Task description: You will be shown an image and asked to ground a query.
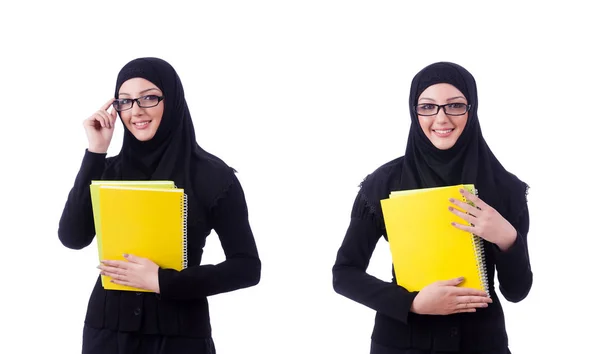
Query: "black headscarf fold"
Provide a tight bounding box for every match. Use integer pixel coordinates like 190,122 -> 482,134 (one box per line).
397,62 -> 528,223
103,57 -> 234,224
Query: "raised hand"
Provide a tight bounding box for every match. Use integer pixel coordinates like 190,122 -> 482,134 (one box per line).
449,188 -> 517,251
98,254 -> 161,293
83,98 -> 118,154
410,277 -> 492,315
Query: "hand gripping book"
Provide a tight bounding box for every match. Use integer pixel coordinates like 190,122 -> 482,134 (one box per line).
380,184 -> 489,295
90,181 -> 187,291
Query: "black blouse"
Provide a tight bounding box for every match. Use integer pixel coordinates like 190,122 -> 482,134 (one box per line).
58,149 -> 261,338
332,157 -> 532,352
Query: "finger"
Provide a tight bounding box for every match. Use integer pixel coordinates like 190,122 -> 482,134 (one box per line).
123,253 -> 143,263
102,97 -> 116,111
452,287 -> 489,297
457,301 -> 489,309
98,265 -> 125,277
457,295 -> 493,304
460,188 -> 488,210
84,114 -> 102,129
452,308 -> 477,314
448,198 -> 480,217
101,260 -> 128,268
86,113 -> 106,129
96,110 -> 112,129
451,221 -> 476,234
448,206 -> 477,225
437,276 -> 465,286
109,105 -> 118,121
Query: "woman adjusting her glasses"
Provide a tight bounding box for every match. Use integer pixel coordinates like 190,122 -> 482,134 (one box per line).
58,57 -> 261,354
332,62 -> 532,354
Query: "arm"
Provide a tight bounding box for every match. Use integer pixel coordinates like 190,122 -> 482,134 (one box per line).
57,149 -> 107,250
494,203 -> 533,302
158,175 -> 261,300
332,193 -> 418,324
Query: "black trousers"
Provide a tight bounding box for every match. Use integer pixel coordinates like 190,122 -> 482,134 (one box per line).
370,341 -> 511,354
82,325 -> 216,354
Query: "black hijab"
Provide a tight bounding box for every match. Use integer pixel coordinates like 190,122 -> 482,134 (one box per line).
395,62 -> 528,223
103,57 -> 235,225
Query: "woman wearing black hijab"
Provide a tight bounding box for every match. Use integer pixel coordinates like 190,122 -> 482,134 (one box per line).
58,57 -> 261,354
332,62 -> 532,354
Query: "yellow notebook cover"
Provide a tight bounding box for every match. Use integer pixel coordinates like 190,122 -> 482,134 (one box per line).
97,185 -> 187,292
90,180 -> 175,289
380,184 -> 489,294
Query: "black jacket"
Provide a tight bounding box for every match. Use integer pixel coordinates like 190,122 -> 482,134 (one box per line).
58,150 -> 261,338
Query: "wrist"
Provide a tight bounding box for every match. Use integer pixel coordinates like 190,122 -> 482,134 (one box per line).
88,146 -> 108,154
409,292 -> 421,313
497,229 -> 517,252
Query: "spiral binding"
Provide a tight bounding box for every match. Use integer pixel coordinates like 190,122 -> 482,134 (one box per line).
181,193 -> 188,269
466,186 -> 489,296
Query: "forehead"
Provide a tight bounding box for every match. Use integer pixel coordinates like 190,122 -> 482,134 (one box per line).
118,77 -> 161,95
418,83 -> 465,100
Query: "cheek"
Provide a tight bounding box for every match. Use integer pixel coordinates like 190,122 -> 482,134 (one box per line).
457,116 -> 468,131
152,106 -> 164,124
119,112 -> 132,123
417,117 -> 431,134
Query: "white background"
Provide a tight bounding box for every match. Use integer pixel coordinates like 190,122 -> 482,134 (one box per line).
1,1 -> 598,353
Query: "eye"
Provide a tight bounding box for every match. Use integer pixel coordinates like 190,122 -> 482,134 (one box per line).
447,103 -> 465,109
118,99 -> 131,105
141,95 -> 157,101
419,104 -> 436,110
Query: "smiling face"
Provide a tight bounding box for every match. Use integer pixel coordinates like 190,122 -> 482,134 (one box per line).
116,78 -> 164,141
416,83 -> 469,150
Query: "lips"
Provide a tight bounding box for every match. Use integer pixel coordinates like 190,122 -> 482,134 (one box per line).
132,121 -> 151,129
432,128 -> 454,137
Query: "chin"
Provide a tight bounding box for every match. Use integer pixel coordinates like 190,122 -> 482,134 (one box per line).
432,140 -> 456,150
134,134 -> 156,142
126,128 -> 157,142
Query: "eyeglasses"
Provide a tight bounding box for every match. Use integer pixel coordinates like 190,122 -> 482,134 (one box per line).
414,103 -> 471,116
112,95 -> 165,112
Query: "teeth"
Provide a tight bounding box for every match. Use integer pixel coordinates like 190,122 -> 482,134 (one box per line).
134,121 -> 149,126
435,129 -> 452,134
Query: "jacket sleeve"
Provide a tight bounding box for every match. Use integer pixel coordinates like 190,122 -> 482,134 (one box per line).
494,203 -> 533,302
158,174 -> 261,300
332,192 -> 418,324
57,149 -> 107,250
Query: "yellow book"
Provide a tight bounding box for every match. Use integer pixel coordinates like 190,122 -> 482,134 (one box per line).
96,185 -> 187,292
380,184 -> 489,294
90,180 -> 175,289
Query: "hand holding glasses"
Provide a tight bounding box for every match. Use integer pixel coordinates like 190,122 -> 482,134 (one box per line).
83,98 -> 118,154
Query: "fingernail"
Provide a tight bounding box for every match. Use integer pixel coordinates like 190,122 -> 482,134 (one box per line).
448,206 -> 454,211
449,198 -> 455,202
123,253 -> 129,257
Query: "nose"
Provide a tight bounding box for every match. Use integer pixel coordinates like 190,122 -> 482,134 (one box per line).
434,109 -> 450,124
131,100 -> 144,116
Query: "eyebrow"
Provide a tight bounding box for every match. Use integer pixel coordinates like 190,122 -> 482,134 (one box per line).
418,96 -> 467,103
446,96 -> 467,102
118,88 -> 161,97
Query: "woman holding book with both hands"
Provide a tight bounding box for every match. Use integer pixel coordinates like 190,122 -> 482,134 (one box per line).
332,62 -> 532,354
58,57 -> 261,354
